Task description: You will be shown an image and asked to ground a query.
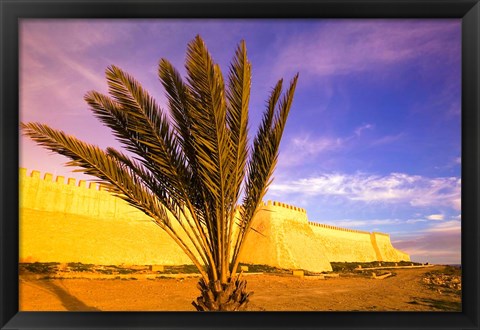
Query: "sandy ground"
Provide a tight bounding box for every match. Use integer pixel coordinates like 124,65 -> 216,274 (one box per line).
19,266 -> 461,311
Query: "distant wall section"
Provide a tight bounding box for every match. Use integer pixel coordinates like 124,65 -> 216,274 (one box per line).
309,223 -> 378,262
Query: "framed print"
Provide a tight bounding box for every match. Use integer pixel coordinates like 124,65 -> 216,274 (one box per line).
1,0 -> 479,329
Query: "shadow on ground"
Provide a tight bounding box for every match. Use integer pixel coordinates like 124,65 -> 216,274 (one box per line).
407,297 -> 461,311
39,280 -> 100,311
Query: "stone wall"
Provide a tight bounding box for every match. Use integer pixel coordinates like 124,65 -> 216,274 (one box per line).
19,168 -> 192,265
371,232 -> 410,262
309,223 -> 378,262
240,201 -> 333,272
19,168 -> 409,271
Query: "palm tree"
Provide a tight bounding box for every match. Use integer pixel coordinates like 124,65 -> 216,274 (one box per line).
21,35 -> 298,311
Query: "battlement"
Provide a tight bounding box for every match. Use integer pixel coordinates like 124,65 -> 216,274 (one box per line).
262,200 -> 307,214
308,221 -> 372,235
372,231 -> 390,237
20,167 -> 108,191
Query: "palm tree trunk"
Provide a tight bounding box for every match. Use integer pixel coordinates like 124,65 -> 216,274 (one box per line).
192,273 -> 252,311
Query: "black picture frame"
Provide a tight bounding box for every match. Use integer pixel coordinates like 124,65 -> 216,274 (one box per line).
1,0 -> 478,329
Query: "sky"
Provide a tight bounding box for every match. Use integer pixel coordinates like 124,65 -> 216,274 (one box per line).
19,19 -> 461,264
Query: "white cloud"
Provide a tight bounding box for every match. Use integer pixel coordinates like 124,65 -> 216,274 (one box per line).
406,219 -> 427,224
354,123 -> 374,136
278,134 -> 343,167
426,214 -> 444,221
269,172 -> 461,211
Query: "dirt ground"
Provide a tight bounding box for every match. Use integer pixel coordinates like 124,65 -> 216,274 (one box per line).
19,265 -> 461,311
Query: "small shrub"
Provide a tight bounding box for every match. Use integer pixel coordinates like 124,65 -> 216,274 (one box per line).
68,262 -> 94,272
21,262 -> 59,274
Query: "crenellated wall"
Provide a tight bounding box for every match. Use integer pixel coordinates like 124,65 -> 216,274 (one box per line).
19,168 -> 409,270
309,222 -> 378,262
19,168 -> 193,265
240,201 -> 333,272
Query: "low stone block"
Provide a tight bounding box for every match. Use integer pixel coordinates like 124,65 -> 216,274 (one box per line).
58,263 -> 69,271
149,265 -> 164,272
304,275 -> 325,280
292,270 -> 304,278
372,272 -> 392,280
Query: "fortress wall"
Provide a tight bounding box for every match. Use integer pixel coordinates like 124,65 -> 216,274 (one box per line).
19,168 -> 193,265
309,222 -> 378,262
19,168 -> 409,268
20,168 -> 149,220
20,208 -> 193,265
394,248 -> 410,262
239,204 -> 333,272
260,200 -> 308,223
371,232 -> 410,262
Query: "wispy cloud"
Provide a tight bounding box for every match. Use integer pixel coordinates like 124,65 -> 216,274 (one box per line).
423,220 -> 461,233
405,219 -> 427,224
269,172 -> 461,211
20,21 -> 119,122
426,214 -> 445,221
278,134 -> 343,167
272,20 -> 460,81
354,124 -> 374,136
393,218 -> 461,264
278,123 -> 406,170
426,214 -> 444,221
370,133 -> 405,146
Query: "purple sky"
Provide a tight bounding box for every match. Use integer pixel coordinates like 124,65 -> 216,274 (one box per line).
19,19 -> 461,264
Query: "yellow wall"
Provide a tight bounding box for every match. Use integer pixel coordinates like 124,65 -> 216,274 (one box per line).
371,232 -> 410,262
240,202 -> 333,272
19,168 -> 192,265
19,168 -> 409,270
309,223 -> 378,262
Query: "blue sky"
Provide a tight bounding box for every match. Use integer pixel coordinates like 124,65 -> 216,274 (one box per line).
20,19 -> 461,264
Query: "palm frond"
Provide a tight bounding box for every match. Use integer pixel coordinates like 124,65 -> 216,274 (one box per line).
225,40 -> 251,265
226,40 -> 251,202
157,59 -> 206,212
105,65 -> 189,187
84,77 -> 189,208
185,36 -> 235,274
184,36 -> 231,204
231,74 -> 299,272
22,122 -> 165,221
239,78 -> 284,227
